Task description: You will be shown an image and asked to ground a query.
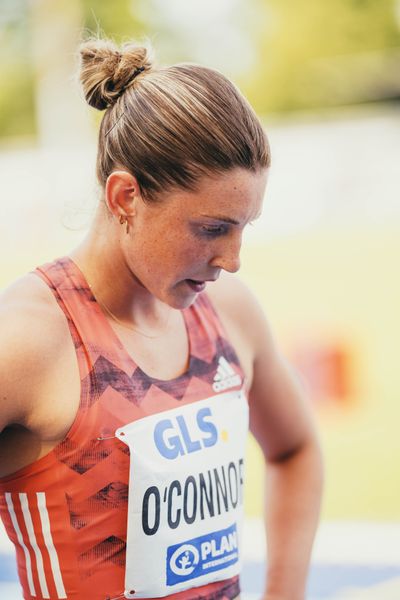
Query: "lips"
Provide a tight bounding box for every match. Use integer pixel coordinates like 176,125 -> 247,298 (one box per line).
186,279 -> 206,292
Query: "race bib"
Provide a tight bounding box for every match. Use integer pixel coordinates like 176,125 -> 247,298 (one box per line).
116,388 -> 248,598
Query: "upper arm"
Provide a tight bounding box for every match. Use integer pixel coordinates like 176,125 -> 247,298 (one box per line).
0,320 -> 26,431
208,274 -> 318,462
248,303 -> 317,461
0,274 -> 65,433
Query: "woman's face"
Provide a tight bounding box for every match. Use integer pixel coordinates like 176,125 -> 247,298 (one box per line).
124,167 -> 269,309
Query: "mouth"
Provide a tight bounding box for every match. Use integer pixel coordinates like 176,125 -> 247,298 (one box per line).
185,279 -> 206,292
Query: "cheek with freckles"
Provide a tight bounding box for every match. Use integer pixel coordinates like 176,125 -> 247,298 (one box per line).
131,230 -> 198,283
165,241 -> 208,281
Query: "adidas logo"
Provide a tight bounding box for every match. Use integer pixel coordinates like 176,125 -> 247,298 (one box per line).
212,356 -> 241,392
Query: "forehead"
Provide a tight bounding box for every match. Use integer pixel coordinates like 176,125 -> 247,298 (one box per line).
161,168 -> 268,222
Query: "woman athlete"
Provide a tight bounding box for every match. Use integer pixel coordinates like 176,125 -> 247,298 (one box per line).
0,39 -> 323,600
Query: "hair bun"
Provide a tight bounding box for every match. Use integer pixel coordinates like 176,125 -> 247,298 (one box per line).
79,39 -> 153,110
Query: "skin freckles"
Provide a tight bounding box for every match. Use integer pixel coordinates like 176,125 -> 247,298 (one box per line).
70,167 -> 269,329
120,167 -> 269,309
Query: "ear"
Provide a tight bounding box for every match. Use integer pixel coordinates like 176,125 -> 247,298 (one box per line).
105,170 -> 142,218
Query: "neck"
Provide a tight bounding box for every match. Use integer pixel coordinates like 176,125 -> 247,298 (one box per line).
69,217 -> 171,329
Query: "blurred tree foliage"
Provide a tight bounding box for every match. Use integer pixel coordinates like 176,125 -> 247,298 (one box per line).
0,0 -> 147,141
80,0 -> 147,43
244,0 -> 400,113
0,0 -> 399,139
0,0 -> 36,139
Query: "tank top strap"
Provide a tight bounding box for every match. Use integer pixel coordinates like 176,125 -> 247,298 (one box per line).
34,256 -> 245,397
185,291 -> 245,380
33,256 -> 135,379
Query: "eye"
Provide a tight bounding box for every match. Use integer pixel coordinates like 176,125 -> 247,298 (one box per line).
200,225 -> 228,237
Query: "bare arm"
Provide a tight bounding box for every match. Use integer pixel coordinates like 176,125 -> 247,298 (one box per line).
0,281 -> 37,433
209,276 -> 324,600
247,293 -> 323,600
0,274 -> 68,434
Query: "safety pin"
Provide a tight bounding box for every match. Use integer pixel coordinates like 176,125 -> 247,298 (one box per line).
97,434 -> 116,441
109,590 -> 135,599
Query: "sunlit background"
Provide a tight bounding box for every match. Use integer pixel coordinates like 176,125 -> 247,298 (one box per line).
1,0 -> 400,598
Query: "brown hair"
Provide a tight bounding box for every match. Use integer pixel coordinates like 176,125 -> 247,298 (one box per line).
79,38 -> 270,200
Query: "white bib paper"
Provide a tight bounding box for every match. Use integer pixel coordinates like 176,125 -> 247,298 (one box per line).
116,389 -> 249,598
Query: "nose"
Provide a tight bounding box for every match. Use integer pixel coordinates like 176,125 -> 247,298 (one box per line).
209,238 -> 241,274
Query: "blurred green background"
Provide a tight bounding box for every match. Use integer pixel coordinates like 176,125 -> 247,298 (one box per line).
1,0 -> 400,137
1,0 -> 399,522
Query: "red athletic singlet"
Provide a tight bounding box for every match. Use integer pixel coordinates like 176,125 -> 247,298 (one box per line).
0,257 -> 247,600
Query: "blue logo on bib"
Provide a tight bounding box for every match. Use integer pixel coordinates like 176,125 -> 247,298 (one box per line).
154,407 -> 218,460
166,524 -> 238,586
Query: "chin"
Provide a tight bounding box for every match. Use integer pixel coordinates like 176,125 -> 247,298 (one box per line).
169,295 -> 196,311
164,288 -> 198,310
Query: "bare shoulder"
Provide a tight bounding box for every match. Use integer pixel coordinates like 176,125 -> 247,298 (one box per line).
0,271 -> 66,340
206,272 -> 272,353
208,274 -> 318,461
0,272 -> 69,431
206,273 -> 271,386
206,271 -> 258,314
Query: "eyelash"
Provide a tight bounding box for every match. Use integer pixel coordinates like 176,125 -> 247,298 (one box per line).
200,225 -> 228,237
199,221 -> 256,238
